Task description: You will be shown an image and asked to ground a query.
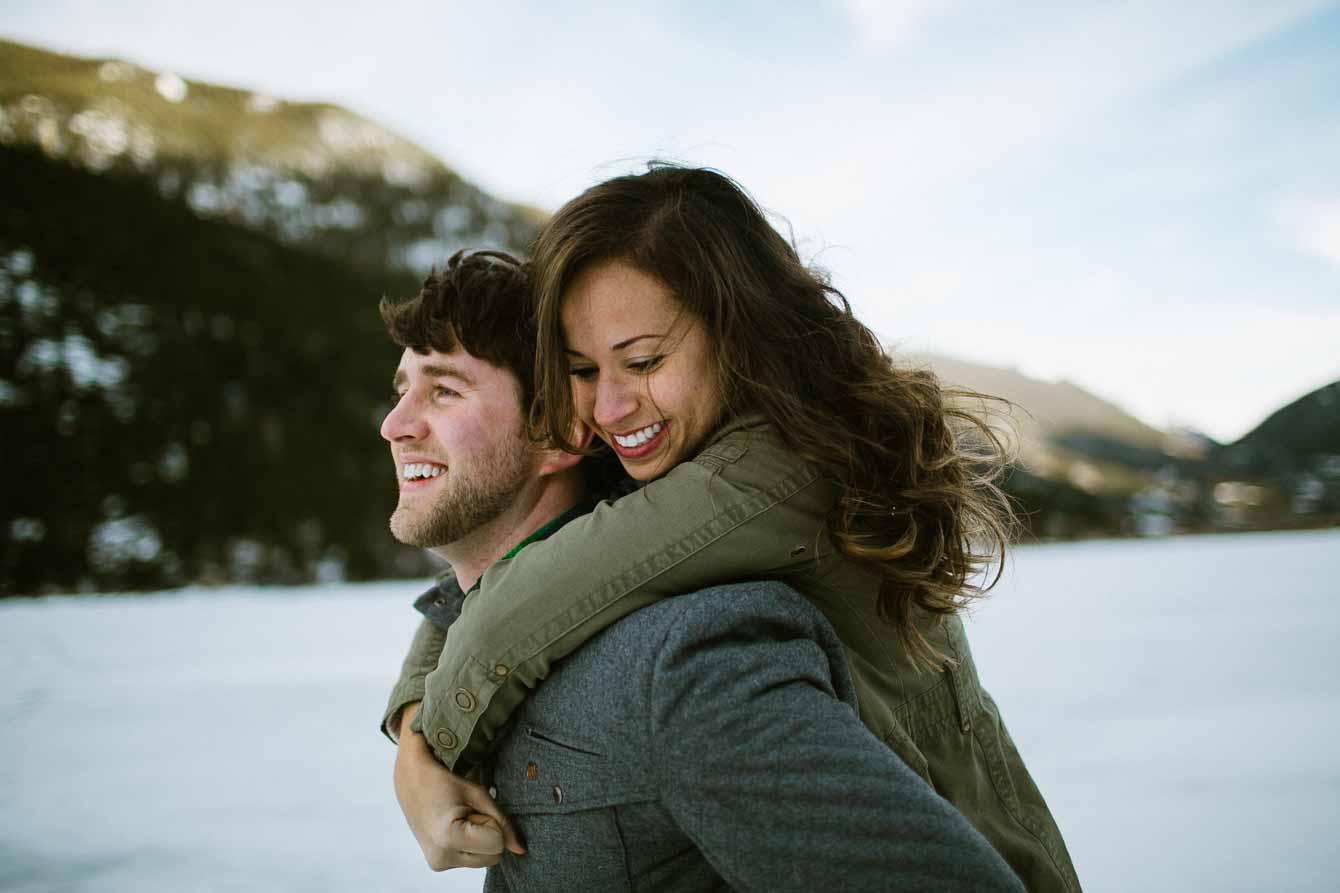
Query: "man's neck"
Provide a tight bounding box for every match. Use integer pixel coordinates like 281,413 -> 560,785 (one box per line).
434,476 -> 585,591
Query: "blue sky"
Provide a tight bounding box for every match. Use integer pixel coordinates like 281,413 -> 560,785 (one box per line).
5,0 -> 1338,441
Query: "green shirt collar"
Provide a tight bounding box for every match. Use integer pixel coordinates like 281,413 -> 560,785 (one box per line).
501,501 -> 590,560
463,500 -> 592,594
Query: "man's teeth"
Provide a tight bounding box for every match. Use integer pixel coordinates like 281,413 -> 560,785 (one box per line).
402,463 -> 444,480
614,422 -> 664,448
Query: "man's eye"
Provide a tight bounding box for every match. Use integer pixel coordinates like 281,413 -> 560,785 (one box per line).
628,356 -> 664,373
433,386 -> 460,399
569,366 -> 597,381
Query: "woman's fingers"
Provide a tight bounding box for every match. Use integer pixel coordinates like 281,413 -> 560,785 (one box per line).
449,813 -> 506,856
448,849 -> 506,870
463,786 -> 526,855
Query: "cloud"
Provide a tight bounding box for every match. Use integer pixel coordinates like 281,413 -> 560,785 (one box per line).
839,0 -> 948,50
1276,196 -> 1340,267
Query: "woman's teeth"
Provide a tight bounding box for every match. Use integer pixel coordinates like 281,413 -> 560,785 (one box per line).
614,422 -> 664,448
403,463 -> 444,480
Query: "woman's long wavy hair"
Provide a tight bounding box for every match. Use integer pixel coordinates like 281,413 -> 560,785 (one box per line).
530,163 -> 1017,664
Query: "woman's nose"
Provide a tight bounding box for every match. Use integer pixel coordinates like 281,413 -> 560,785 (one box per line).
593,374 -> 638,430
380,393 -> 427,443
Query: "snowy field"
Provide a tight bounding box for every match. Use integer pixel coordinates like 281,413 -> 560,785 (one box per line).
2,528 -> 1337,892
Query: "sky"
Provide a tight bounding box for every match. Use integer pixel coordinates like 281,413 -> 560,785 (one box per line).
5,0 -> 1339,442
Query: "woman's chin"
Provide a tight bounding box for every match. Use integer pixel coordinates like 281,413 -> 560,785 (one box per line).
619,458 -> 663,482
617,449 -> 678,483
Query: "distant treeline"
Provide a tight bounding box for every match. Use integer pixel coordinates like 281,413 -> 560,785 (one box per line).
2,145 -> 431,593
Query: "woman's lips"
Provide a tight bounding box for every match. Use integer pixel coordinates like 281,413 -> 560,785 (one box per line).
608,422 -> 669,459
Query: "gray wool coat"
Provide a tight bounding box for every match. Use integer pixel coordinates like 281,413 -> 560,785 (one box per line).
451,581 -> 1025,892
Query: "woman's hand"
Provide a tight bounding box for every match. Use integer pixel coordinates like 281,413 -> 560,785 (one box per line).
394,702 -> 525,870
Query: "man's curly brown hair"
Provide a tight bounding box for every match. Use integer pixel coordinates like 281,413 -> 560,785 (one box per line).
379,249 -> 537,408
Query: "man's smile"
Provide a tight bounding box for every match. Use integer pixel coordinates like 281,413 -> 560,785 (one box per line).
397,458 -> 448,491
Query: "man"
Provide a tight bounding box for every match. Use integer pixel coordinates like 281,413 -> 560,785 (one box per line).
376,250 -> 1023,891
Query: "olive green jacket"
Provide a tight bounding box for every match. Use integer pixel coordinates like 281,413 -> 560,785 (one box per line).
385,415 -> 1081,892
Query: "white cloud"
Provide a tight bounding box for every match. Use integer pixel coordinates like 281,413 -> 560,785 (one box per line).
840,0 -> 947,50
1276,196 -> 1340,267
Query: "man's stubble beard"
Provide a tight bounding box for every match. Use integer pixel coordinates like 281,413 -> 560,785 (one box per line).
388,435 -> 534,549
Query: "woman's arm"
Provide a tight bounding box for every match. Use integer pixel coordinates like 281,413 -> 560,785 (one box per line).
382,617 -> 447,743
421,418 -> 838,771
394,702 -> 525,871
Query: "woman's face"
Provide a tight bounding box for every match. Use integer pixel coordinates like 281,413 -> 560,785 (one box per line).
561,259 -> 724,482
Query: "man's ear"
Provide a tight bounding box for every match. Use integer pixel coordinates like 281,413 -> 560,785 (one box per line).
536,446 -> 581,478
536,419 -> 594,478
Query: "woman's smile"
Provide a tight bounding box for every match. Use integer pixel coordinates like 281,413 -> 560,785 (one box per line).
608,420 -> 669,458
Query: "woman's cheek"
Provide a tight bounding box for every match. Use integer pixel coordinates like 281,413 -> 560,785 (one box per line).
570,380 -> 595,426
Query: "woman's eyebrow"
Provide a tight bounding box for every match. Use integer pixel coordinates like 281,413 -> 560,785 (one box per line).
611,333 -> 666,350
564,333 -> 667,357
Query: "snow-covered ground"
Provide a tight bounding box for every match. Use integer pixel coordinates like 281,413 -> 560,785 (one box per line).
2,529 -> 1337,892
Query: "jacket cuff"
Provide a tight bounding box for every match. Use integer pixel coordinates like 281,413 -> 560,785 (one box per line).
381,683 -> 426,745
381,614 -> 450,744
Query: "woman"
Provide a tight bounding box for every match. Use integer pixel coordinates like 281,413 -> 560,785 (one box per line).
419,164 -> 1080,892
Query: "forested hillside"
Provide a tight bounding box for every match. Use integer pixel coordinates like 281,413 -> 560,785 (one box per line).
1,39 -> 541,593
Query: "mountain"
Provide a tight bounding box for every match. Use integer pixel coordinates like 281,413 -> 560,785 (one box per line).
1219,379 -> 1340,476
0,38 -> 544,274
1209,379 -> 1340,520
919,352 -> 1340,533
0,39 -> 542,594
912,354 -> 1215,537
915,353 -> 1177,485
918,353 -> 1167,452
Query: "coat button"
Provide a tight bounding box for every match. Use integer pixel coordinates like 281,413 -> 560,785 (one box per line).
435,729 -> 458,750
960,718 -> 972,734
552,785 -> 563,804
494,663 -> 510,678
454,689 -> 476,711
488,786 -> 498,799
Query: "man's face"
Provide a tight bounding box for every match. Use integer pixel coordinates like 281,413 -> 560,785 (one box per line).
380,346 -> 535,548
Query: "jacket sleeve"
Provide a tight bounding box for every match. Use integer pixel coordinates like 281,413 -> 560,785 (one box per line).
419,420 -> 838,771
649,584 -> 1024,893
380,617 -> 447,744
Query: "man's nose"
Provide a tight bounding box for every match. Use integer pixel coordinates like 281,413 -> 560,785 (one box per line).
593,374 -> 638,430
380,394 -> 427,443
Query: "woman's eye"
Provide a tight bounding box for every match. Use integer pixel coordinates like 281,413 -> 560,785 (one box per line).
628,356 -> 664,373
569,366 -> 597,381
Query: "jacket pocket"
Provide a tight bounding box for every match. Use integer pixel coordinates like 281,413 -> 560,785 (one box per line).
488,725 -> 653,893
493,723 -> 655,815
